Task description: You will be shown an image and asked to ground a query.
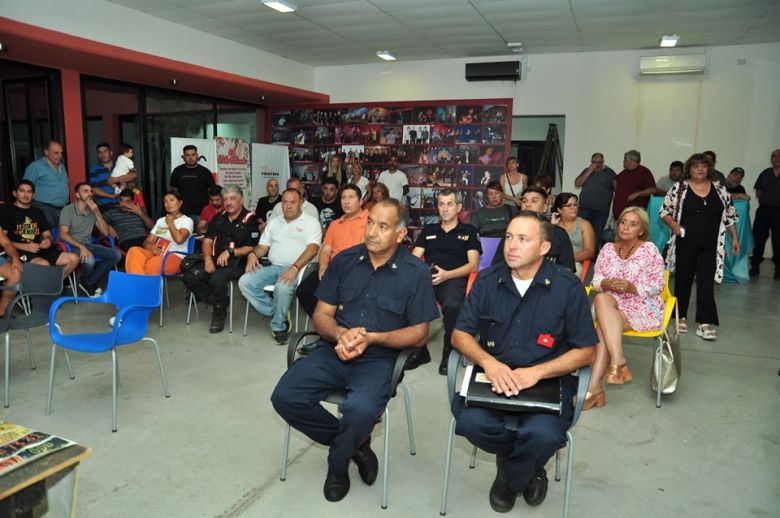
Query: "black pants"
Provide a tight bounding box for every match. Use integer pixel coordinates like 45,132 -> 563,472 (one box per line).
434,277 -> 467,354
183,258 -> 243,309
751,205 -> 780,267
675,238 -> 718,325
296,269 -> 319,318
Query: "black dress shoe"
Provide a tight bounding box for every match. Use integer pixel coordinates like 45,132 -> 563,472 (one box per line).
405,345 -> 431,370
323,469 -> 350,502
522,468 -> 548,507
489,455 -> 516,513
749,266 -> 760,277
352,440 -> 378,485
209,308 -> 227,333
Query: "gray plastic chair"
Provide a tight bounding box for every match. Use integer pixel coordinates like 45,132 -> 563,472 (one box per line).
439,350 -> 591,518
279,331 -> 416,509
3,263 -> 72,408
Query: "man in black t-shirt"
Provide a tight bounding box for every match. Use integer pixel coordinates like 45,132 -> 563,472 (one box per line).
725,167 -> 750,201
169,145 -> 215,222
413,189 -> 481,374
1,180 -> 79,277
312,176 -> 344,230
254,178 -> 281,234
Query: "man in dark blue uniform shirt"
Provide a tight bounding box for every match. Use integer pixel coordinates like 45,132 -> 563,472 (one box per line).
413,189 -> 481,375
452,211 -> 597,513
271,199 -> 438,503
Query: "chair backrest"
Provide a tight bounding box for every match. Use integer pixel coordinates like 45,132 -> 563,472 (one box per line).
478,237 -> 502,270
185,235 -> 198,254
660,270 -> 678,330
103,271 -> 162,344
6,263 -> 64,331
579,259 -> 591,282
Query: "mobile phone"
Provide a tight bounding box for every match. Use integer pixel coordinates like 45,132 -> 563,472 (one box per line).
430,263 -> 437,273
260,257 -> 271,267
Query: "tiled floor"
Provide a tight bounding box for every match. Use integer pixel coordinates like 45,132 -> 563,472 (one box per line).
1,271 -> 778,517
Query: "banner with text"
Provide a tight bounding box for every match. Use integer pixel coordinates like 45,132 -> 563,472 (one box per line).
250,143 -> 290,211
216,137 -> 251,199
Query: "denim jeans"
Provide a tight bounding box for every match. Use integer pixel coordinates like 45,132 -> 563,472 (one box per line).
81,243 -> 122,287
238,264 -> 297,332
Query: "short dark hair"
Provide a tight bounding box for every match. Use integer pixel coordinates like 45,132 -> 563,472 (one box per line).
322,176 -> 339,188
74,182 -> 89,192
374,198 -> 409,228
485,180 -> 502,193
511,210 -> 553,243
684,153 -> 714,179
119,188 -> 135,199
183,145 -> 198,153
15,179 -> 36,192
522,185 -> 548,198
119,142 -> 133,154
670,160 -> 684,169
553,192 -> 577,212
703,150 -> 717,163
96,142 -> 111,152
341,183 -> 362,199
163,189 -> 184,202
437,188 -> 461,203
208,185 -> 223,197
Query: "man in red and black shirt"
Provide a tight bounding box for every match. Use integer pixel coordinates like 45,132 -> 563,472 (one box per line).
612,149 -> 656,220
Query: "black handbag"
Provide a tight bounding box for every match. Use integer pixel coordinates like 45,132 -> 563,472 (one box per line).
180,254 -> 204,274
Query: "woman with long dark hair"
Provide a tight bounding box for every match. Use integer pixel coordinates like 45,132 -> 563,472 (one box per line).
660,153 -> 739,341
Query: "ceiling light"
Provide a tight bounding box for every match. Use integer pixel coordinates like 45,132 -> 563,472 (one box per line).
507,42 -> 524,54
376,50 -> 396,61
262,1 -> 297,13
660,35 -> 679,48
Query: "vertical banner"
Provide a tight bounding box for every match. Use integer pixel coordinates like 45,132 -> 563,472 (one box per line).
250,143 -> 290,212
216,136 -> 250,192
169,138 -> 217,186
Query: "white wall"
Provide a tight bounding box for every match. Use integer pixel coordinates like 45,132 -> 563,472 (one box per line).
315,43 -> 780,197
4,0 -> 316,90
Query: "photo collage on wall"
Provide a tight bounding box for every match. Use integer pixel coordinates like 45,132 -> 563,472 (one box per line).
269,101 -> 511,228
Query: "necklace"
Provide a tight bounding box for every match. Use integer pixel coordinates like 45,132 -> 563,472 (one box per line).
617,243 -> 637,260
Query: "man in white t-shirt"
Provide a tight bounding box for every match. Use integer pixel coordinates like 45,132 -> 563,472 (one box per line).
269,177 -> 319,222
239,188 -> 322,345
377,155 -> 409,202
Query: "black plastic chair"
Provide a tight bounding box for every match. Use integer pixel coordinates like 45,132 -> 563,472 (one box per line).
2,263 -> 72,408
439,350 -> 591,518
279,331 -> 416,509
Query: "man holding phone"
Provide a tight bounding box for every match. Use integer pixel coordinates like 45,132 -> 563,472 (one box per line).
413,189 -> 481,374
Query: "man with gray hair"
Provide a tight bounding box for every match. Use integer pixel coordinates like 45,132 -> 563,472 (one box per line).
182,184 -> 259,333
612,149 -> 656,220
413,189 -> 481,374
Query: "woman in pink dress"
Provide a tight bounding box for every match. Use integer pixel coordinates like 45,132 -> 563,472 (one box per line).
585,207 -> 665,410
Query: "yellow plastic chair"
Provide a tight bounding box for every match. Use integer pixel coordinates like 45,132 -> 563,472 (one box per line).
621,270 -> 678,408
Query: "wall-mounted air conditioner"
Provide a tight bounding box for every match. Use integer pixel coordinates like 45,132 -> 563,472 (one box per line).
639,54 -> 707,75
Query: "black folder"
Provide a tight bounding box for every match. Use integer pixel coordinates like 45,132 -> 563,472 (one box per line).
462,366 -> 562,414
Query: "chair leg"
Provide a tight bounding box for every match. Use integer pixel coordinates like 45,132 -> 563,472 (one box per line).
112,349 -> 118,432
164,277 -> 171,309
186,292 -> 194,324
159,280 -> 165,327
25,329 -> 36,370
381,407 -> 390,509
555,448 -> 561,481
656,337 -> 663,408
4,333 -> 10,408
280,423 -> 291,481
63,350 -> 75,380
563,431 -> 574,518
69,273 -> 79,305
144,338 -> 171,398
439,417 -> 457,516
243,300 -> 250,337
46,344 -> 57,415
228,282 -> 234,333
469,445 -> 477,469
398,383 -> 416,455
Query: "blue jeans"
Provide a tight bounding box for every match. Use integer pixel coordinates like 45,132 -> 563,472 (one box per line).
81,243 -> 122,287
238,264 -> 296,332
578,208 -> 608,251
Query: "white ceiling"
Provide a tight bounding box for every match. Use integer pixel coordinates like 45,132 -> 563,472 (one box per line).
108,0 -> 780,66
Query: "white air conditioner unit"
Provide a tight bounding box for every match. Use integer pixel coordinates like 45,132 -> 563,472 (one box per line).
639,54 -> 707,75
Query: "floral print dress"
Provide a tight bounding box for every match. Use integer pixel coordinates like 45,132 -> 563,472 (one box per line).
592,241 -> 665,332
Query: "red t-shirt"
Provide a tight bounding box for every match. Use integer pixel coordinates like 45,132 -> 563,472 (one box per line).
613,165 -> 656,219
199,203 -> 223,224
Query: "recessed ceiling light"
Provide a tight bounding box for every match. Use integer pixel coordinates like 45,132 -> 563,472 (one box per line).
660,35 -> 679,48
170,79 -> 178,86
262,1 -> 297,13
376,50 -> 396,61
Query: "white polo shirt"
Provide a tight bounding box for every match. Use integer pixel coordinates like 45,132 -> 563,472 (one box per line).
260,211 -> 322,266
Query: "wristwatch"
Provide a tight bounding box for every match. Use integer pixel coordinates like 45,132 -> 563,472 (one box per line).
228,248 -> 235,257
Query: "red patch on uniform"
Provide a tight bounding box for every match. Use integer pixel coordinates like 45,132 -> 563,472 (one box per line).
537,333 -> 555,348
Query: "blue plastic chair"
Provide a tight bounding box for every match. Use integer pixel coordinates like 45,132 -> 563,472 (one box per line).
159,235 -> 198,327
46,271 -> 170,432
48,227 -> 79,298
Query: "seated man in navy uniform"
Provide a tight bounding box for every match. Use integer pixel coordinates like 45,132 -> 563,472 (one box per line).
451,211 -> 596,512
412,188 -> 481,375
182,184 -> 258,333
271,198 -> 438,502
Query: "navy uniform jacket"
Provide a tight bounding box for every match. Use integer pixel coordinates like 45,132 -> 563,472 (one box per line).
455,260 -> 597,368
315,243 -> 439,358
